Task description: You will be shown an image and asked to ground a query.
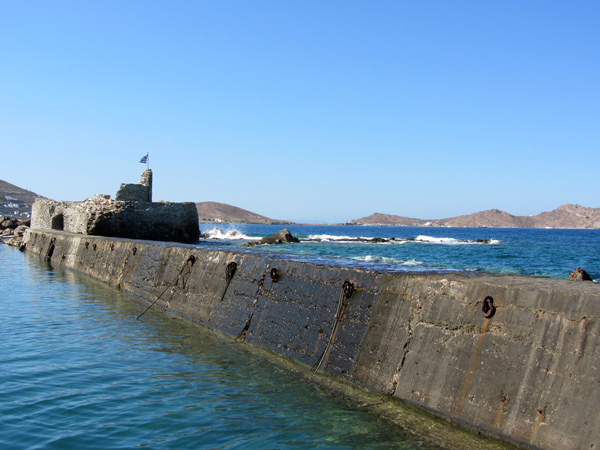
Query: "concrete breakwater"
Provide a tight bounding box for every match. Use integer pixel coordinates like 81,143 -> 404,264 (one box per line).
24,229 -> 600,450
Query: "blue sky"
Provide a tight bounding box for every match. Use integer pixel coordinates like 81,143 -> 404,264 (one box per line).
1,1 -> 598,223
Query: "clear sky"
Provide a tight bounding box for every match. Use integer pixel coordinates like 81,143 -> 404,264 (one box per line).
1,1 -> 598,223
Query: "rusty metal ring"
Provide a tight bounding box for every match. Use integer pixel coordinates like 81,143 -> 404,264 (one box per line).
482,296 -> 496,318
226,261 -> 237,283
270,268 -> 279,283
343,281 -> 354,299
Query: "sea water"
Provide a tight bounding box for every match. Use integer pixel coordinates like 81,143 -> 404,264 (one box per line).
199,225 -> 600,281
4,226 -> 597,449
0,245 -> 435,450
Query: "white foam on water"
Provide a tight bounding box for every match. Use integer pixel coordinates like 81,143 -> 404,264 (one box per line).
415,235 -> 500,245
306,234 -> 499,245
402,259 -> 423,266
202,227 -> 260,241
352,255 -> 424,266
307,234 -> 360,242
415,235 -> 464,244
306,234 -> 402,244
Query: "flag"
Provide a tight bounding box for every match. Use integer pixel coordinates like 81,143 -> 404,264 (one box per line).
140,154 -> 148,164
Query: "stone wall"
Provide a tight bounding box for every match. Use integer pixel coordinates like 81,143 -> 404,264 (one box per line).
31,197 -> 199,243
116,168 -> 152,202
23,229 -> 600,450
30,168 -> 198,243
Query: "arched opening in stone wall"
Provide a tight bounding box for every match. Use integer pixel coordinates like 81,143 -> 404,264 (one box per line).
51,214 -> 64,230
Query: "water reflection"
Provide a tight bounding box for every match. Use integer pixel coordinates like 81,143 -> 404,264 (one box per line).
2,246 -> 438,450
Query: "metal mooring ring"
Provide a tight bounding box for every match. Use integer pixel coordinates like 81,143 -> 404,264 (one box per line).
343,281 -> 354,299
226,261 -> 237,283
482,296 -> 496,318
270,268 -> 279,283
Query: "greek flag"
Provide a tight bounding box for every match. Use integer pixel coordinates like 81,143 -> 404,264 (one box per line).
140,153 -> 148,164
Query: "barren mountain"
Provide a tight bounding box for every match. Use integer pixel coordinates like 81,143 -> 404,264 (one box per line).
531,203 -> 600,229
195,201 -> 290,224
0,179 -> 43,217
430,209 -> 534,228
347,212 -> 428,226
351,204 -> 600,229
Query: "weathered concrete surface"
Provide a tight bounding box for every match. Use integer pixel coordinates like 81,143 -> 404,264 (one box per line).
23,229 -> 600,450
352,274 -> 600,449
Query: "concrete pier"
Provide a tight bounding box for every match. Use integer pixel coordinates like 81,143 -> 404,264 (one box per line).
24,229 -> 600,450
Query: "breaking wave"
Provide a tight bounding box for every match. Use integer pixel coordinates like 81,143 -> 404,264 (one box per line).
201,227 -> 260,241
307,234 -> 376,242
414,235 -> 500,245
352,255 -> 424,266
305,234 -> 500,245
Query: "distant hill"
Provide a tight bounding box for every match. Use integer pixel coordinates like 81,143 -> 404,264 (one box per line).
351,204 -> 600,229
195,201 -> 292,224
4,176 -> 597,229
0,179 -> 43,217
346,212 -> 428,227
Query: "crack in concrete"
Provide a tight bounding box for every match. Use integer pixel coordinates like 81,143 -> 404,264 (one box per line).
391,296 -> 423,396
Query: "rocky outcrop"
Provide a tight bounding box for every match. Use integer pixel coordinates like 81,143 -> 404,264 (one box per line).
568,267 -> 593,281
0,216 -> 30,249
242,229 -> 300,247
1,217 -> 20,230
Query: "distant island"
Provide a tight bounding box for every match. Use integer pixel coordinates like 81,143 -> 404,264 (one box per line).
1,177 -> 599,229
195,201 -> 292,225
197,201 -> 600,229
348,204 -> 600,229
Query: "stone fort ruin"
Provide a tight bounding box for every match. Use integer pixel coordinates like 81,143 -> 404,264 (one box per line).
31,169 -> 199,244
116,168 -> 153,202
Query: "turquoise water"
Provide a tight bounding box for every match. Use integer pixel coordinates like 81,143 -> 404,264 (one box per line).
200,224 -> 600,281
0,245 -> 432,450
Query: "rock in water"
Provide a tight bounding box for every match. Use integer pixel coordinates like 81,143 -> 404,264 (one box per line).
1,217 -> 18,229
243,229 -> 300,247
568,267 -> 592,281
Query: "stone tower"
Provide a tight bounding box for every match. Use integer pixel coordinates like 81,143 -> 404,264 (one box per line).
140,168 -> 152,202
115,169 -> 153,202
